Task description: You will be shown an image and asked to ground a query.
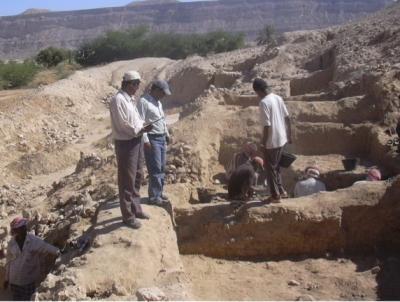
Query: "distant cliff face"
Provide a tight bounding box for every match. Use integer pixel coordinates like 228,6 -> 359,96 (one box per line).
0,0 -> 393,59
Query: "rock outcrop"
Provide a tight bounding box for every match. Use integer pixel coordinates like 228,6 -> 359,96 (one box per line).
0,0 -> 393,59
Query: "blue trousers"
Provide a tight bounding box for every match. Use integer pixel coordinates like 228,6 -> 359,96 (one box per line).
144,134 -> 166,201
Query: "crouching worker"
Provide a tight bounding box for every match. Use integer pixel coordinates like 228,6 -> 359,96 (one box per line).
294,167 -> 326,198
228,157 -> 264,201
226,142 -> 258,181
3,217 -> 59,301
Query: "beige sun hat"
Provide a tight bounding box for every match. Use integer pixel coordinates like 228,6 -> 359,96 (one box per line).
123,70 -> 141,81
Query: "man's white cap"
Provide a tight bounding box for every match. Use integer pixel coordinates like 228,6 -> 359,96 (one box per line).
123,70 -> 141,81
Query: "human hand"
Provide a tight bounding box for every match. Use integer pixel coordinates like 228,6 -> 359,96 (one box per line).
144,142 -> 152,150
143,124 -> 153,132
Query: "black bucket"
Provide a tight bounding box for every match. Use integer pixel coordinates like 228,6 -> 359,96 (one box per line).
279,151 -> 297,168
197,187 -> 216,203
342,158 -> 357,171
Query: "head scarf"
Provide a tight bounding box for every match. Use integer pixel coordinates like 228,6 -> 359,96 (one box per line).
306,167 -> 320,178
367,168 -> 381,181
10,217 -> 28,230
252,156 -> 264,169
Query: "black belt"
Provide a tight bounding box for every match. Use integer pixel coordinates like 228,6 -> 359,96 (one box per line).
148,133 -> 166,137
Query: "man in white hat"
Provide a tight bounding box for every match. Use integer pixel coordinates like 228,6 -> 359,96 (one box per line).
294,166 -> 326,198
4,217 -> 59,301
110,70 -> 152,229
137,80 -> 172,206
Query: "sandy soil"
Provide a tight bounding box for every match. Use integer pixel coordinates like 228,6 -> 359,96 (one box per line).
183,255 -> 378,301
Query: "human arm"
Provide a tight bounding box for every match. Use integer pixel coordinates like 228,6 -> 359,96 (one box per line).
281,98 -> 292,144
285,116 -> 292,144
35,237 -> 59,257
261,126 -> 270,149
165,126 -> 171,145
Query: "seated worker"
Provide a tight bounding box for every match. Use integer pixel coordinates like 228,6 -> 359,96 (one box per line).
4,217 -> 60,301
228,157 -> 264,201
294,166 -> 326,198
354,168 -> 382,185
226,142 -> 258,181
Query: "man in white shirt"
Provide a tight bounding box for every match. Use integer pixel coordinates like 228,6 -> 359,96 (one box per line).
137,80 -> 172,206
294,167 -> 327,198
4,217 -> 59,301
109,71 -> 152,229
253,78 -> 292,203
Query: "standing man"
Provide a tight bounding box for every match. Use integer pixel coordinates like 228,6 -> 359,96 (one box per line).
4,217 -> 59,301
253,78 -> 292,203
110,71 -> 152,229
137,80 -> 172,206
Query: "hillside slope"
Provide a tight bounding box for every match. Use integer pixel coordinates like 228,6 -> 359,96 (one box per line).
0,0 -> 394,59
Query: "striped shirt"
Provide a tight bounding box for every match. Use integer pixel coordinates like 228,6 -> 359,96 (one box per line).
6,234 -> 59,286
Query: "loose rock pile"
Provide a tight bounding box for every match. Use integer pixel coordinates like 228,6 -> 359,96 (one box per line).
164,142 -> 200,185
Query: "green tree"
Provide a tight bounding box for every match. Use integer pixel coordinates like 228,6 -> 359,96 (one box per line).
256,24 -> 277,46
36,47 -> 70,67
0,60 -> 39,89
75,27 -> 245,66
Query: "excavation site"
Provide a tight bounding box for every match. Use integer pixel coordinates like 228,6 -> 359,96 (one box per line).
0,2 -> 400,301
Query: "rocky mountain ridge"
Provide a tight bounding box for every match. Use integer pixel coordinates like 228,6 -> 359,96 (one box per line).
0,0 -> 394,59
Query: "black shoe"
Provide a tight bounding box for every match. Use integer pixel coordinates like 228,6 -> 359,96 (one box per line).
150,198 -> 168,207
136,213 -> 150,220
124,220 -> 142,229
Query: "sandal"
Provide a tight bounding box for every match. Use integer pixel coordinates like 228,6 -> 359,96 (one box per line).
263,196 -> 281,204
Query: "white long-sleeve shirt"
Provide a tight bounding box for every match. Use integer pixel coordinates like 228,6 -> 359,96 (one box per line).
5,234 -> 59,286
110,90 -> 144,140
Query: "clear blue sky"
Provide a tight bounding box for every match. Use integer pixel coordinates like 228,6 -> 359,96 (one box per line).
0,0 -> 203,17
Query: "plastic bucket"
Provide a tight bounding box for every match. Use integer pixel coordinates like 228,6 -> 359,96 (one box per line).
279,151 -> 297,168
342,158 -> 357,171
197,187 -> 216,203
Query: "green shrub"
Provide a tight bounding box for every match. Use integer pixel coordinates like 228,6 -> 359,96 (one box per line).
0,60 -> 39,89
256,24 -> 277,46
36,47 -> 71,67
75,27 -> 245,66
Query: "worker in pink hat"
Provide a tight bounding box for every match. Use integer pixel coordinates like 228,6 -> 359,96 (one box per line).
354,168 -> 382,186
366,168 -> 382,181
3,217 -> 59,301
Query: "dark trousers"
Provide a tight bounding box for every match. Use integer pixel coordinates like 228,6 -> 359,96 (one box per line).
264,147 -> 285,198
115,137 -> 144,223
10,283 -> 35,301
